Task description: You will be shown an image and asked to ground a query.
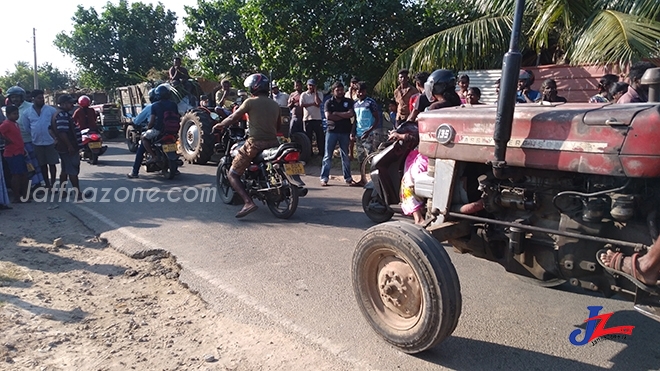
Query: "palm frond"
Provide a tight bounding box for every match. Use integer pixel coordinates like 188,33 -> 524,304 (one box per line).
374,15 -> 512,95
601,0 -> 660,20
530,0 -> 594,51
569,10 -> 660,66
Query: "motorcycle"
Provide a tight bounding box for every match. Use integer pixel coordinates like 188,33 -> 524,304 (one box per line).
80,128 -> 108,165
143,133 -> 183,179
215,125 -> 308,219
361,123 -> 420,223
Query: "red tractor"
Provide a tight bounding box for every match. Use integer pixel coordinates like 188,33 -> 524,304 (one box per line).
352,0 -> 660,354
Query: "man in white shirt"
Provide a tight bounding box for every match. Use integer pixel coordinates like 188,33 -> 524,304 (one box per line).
271,82 -> 289,107
25,90 -> 58,188
300,79 -> 325,156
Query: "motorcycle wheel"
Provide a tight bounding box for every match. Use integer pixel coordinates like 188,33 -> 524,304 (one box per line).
126,125 -> 138,153
362,188 -> 394,223
266,183 -> 299,219
352,221 -> 462,354
90,151 -> 99,165
216,157 -> 239,204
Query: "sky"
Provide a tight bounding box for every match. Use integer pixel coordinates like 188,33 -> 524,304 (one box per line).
2,0 -> 187,75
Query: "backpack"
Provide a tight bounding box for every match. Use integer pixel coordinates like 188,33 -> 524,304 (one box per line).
162,109 -> 181,134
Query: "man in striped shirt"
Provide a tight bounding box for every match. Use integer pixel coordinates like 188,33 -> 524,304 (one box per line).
51,95 -> 84,200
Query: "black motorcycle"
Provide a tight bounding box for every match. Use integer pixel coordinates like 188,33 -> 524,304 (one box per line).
362,123 -> 422,223
143,133 -> 183,179
215,126 -> 307,219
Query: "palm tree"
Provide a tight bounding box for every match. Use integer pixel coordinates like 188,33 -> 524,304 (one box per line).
375,0 -> 660,94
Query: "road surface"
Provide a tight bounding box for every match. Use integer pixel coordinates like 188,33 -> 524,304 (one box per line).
61,141 -> 659,370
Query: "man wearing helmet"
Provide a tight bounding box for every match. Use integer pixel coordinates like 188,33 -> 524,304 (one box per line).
72,95 -> 99,132
142,84 -> 178,165
212,73 -> 281,218
516,70 -> 541,103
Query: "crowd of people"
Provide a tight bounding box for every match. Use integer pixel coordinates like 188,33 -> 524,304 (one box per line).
2,60 -> 656,212
0,87 -> 98,209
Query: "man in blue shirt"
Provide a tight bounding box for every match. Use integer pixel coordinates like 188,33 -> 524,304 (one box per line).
351,82 -> 382,167
516,70 -> 541,103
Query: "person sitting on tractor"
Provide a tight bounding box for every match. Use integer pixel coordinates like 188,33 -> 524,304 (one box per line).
589,74 -> 619,103
72,95 -> 99,132
618,61 -> 657,103
214,79 -> 239,119
212,73 -> 281,218
142,85 -> 178,165
539,79 -> 567,103
516,70 -> 541,103
388,69 -> 461,224
169,57 -> 191,86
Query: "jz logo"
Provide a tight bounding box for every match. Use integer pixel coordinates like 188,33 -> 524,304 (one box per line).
568,306 -> 634,346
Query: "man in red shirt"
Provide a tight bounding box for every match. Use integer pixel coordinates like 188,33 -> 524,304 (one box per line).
72,95 -> 99,131
0,106 -> 28,203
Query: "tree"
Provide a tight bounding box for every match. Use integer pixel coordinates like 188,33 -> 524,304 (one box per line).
239,0 -> 457,92
54,0 -> 178,89
376,0 -> 660,94
0,61 -> 71,92
179,0 -> 261,81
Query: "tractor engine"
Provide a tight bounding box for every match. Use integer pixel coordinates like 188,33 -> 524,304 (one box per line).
417,78 -> 660,295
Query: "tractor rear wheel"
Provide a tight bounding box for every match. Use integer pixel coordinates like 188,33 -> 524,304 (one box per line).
179,110 -> 214,165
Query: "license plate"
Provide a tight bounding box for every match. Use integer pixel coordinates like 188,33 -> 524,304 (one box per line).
162,143 -> 177,152
284,162 -> 305,175
88,142 -> 102,149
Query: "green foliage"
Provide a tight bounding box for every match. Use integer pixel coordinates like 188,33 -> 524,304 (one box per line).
377,0 -> 660,94
0,61 -> 71,92
179,0 -> 261,81
239,0 -> 464,93
54,0 -> 177,90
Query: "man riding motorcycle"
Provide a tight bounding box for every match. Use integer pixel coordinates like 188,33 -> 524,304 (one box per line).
127,86 -> 177,178
212,73 -> 281,218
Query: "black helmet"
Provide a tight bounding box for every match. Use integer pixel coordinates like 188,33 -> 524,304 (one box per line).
154,84 -> 171,101
148,88 -> 157,103
424,69 -> 455,101
6,86 -> 26,98
243,73 -> 270,95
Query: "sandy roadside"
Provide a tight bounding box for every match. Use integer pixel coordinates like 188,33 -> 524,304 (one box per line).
0,202 -> 346,371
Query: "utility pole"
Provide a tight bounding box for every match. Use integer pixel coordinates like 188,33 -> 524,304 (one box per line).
33,28 -> 38,89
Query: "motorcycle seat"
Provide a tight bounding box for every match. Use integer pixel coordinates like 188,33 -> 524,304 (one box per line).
255,142 -> 299,163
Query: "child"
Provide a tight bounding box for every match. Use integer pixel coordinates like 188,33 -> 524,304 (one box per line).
540,78 -> 567,103
0,106 -> 29,203
466,87 -> 484,105
457,74 -> 470,104
386,100 -> 397,130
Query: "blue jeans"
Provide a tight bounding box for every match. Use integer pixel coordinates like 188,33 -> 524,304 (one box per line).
320,131 -> 352,183
132,142 -> 145,175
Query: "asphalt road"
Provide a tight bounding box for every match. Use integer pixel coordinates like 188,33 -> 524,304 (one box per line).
62,141 -> 658,371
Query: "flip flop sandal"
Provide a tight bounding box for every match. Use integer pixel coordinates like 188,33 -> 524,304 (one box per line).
235,204 -> 258,218
596,249 -> 660,295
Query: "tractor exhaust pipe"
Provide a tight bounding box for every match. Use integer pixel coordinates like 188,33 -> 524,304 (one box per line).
642,67 -> 660,103
492,0 -> 526,179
